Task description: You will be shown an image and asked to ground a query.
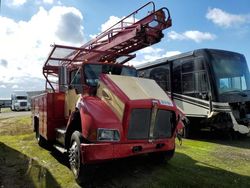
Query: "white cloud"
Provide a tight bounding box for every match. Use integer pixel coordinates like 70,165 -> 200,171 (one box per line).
89,34 -> 97,39
101,16 -> 121,32
142,47 -> 166,62
0,85 -> 7,88
100,15 -> 138,32
89,16 -> 122,40
167,31 -> 185,41
0,6 -> 84,95
12,84 -> 19,89
139,47 -> 163,54
164,51 -> 181,57
88,14 -> 139,54
129,46 -> 181,66
6,0 -> 58,7
167,30 -> 216,43
206,8 -> 250,28
6,0 -> 27,7
43,0 -> 54,4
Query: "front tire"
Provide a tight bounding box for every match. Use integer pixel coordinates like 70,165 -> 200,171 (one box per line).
149,149 -> 175,164
69,131 -> 89,185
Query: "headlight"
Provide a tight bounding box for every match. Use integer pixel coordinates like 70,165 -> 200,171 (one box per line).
97,129 -> 120,141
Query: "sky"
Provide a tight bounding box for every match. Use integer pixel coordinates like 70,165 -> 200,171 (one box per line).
0,0 -> 250,98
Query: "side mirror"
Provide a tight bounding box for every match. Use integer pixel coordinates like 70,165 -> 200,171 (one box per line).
199,92 -> 209,100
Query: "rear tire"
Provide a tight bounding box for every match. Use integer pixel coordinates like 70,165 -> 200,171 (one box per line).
35,126 -> 47,147
69,131 -> 89,185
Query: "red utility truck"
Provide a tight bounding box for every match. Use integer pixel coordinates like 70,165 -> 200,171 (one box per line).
32,2 -> 183,183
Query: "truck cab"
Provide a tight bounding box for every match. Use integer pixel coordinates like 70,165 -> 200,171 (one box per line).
32,59 -> 182,183
11,91 -> 30,111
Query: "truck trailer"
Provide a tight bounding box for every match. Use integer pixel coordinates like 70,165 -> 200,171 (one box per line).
0,98 -> 11,112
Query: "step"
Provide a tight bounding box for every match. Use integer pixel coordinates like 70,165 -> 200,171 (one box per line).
55,127 -> 66,146
53,144 -> 67,154
55,127 -> 66,134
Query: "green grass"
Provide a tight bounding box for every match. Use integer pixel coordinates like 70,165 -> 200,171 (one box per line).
1,115 -> 250,188
0,116 -> 33,135
0,108 -> 11,113
0,116 -> 78,188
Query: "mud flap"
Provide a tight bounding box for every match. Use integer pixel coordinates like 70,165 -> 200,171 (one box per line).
229,112 -> 250,134
236,125 -> 250,134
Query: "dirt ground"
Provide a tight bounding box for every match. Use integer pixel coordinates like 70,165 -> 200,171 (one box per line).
0,110 -> 30,120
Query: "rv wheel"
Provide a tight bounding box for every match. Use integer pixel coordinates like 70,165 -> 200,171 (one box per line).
69,131 -> 90,185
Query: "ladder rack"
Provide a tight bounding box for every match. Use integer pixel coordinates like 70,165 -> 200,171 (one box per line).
43,1 -> 172,91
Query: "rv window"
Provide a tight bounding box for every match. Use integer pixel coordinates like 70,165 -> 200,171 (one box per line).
197,72 -> 209,92
195,58 -> 206,70
182,73 -> 194,93
182,71 -> 209,98
173,63 -> 181,93
182,61 -> 194,73
149,65 -> 170,91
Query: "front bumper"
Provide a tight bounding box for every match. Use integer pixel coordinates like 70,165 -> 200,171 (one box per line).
80,138 -> 175,164
15,105 -> 29,111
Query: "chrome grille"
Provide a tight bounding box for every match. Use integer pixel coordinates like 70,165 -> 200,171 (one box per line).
153,110 -> 175,139
20,102 -> 27,106
127,109 -> 151,139
127,108 -> 175,140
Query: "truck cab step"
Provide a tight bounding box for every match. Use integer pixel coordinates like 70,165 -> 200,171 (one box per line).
55,127 -> 66,134
55,127 -> 66,146
53,144 -> 67,154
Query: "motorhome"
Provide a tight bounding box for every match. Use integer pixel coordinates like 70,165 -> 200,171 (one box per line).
137,49 -> 250,137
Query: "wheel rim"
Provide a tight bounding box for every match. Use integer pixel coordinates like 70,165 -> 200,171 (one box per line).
69,141 -> 80,177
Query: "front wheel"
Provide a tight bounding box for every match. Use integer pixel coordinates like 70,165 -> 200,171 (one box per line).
149,149 -> 175,164
69,131 -> 89,185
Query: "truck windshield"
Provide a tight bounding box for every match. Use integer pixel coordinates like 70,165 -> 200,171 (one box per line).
16,96 -> 27,100
210,51 -> 250,94
84,64 -> 137,86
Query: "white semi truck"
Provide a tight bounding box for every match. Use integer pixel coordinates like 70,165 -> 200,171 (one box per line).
11,91 -> 30,111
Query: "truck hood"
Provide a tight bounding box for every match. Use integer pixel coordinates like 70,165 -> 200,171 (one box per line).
97,74 -> 174,122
